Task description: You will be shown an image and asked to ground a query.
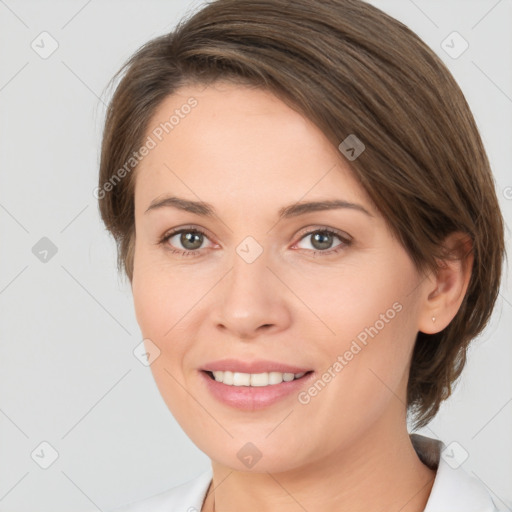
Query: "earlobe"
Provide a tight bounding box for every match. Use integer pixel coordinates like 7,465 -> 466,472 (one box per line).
418,232 -> 474,334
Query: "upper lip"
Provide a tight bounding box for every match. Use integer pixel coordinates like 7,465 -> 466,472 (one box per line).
201,359 -> 312,374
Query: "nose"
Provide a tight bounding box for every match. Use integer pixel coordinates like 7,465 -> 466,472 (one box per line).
211,246 -> 292,340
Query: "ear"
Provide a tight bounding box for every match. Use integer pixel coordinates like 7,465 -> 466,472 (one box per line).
418,232 -> 474,334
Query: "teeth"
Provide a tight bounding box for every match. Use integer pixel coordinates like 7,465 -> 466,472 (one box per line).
209,371 -> 307,386
233,372 -> 251,386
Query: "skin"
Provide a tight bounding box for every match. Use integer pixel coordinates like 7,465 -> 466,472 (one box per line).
131,81 -> 473,512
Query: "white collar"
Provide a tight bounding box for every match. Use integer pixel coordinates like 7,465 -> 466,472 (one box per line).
115,434 -> 500,511
410,434 -> 500,511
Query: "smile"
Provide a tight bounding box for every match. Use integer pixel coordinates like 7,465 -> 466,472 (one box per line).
200,367 -> 315,410
206,370 -> 309,387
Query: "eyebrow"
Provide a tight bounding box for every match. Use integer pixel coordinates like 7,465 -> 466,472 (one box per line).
144,195 -> 373,218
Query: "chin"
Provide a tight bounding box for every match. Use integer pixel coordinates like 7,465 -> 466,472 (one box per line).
191,432 -> 314,474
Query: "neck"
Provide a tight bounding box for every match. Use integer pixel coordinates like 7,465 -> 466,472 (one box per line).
202,412 -> 436,512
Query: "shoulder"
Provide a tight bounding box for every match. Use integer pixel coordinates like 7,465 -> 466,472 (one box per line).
411,434 -> 506,512
110,468 -> 213,512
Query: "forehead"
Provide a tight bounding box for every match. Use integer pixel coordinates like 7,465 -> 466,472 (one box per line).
133,82 -> 374,215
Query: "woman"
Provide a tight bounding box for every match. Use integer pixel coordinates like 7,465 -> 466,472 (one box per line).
97,0 -> 506,510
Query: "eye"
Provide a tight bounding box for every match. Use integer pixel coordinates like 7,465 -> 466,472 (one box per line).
158,227 -> 213,257
294,228 -> 352,255
158,226 -> 352,257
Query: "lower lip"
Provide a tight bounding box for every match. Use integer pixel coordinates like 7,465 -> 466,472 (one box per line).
199,371 -> 314,410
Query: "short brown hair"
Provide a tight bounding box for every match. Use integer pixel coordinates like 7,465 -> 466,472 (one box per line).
98,0 -> 505,428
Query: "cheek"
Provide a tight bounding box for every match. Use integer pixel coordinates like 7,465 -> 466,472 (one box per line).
294,257 -> 419,411
132,255 -> 203,337
132,268 -> 199,424
131,256 -> 217,392
295,307 -> 416,451
132,266 -> 188,396
132,277 -> 169,340
286,259 -> 412,345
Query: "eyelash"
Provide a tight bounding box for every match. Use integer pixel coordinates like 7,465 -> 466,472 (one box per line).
157,226 -> 352,258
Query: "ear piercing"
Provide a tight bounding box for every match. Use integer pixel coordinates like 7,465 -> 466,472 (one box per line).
432,316 -> 436,323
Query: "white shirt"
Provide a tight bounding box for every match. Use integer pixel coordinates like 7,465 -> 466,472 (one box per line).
111,434 -> 503,511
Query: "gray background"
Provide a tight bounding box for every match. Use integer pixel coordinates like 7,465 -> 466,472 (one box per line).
0,1 -> 511,511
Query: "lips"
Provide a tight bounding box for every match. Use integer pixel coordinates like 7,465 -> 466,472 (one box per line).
199,359 -> 315,410
201,358 -> 311,374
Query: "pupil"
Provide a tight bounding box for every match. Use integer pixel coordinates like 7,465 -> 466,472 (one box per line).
313,232 -> 332,250
182,232 -> 202,250
178,231 -> 333,251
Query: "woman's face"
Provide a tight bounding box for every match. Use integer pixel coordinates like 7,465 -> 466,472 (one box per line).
131,81 -> 431,472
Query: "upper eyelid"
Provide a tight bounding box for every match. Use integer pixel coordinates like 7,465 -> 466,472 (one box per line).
162,225 -> 351,249
297,226 -> 351,241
